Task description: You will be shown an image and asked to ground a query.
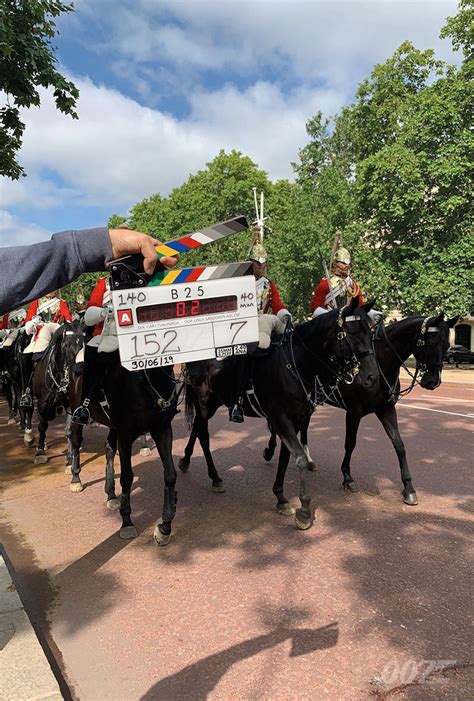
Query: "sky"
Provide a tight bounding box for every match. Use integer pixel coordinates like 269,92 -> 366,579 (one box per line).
0,0 -> 460,247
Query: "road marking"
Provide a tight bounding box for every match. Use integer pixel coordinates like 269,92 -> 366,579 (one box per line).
419,395 -> 472,403
398,403 -> 474,418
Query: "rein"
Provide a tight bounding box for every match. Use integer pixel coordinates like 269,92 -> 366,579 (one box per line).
376,317 -> 438,401
279,309 -> 373,408
142,367 -> 181,410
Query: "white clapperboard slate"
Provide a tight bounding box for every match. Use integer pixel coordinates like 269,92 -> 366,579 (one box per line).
107,216 -> 259,370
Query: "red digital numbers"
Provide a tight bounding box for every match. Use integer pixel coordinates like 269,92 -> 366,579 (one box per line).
136,295 -> 237,323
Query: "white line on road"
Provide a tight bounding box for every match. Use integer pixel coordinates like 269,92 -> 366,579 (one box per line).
398,403 -> 474,418
419,395 -> 472,403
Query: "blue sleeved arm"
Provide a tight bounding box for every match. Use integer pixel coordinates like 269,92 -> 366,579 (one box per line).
0,227 -> 112,314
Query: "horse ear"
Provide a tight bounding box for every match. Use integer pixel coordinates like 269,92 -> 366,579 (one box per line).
447,314 -> 460,328
360,299 -> 376,314
430,312 -> 445,326
344,296 -> 359,316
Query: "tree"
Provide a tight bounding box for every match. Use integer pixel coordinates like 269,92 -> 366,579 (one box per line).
293,21 -> 473,318
0,0 -> 79,179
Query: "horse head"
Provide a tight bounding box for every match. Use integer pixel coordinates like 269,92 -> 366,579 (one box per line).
415,313 -> 459,390
54,319 -> 85,366
324,297 -> 379,388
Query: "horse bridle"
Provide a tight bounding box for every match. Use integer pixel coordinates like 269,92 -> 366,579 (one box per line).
378,316 -> 442,400
44,326 -> 79,398
282,308 -> 374,406
328,309 -> 374,385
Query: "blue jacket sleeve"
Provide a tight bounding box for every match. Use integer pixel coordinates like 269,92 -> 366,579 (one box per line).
0,227 -> 112,314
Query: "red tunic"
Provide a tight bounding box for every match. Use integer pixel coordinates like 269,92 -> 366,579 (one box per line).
310,277 -> 363,313
25,298 -> 71,323
25,300 -> 39,322
0,314 -> 9,330
87,277 -> 108,336
264,281 -> 286,315
53,300 -> 72,323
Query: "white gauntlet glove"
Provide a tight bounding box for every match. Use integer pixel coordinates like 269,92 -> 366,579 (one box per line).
277,309 -> 292,323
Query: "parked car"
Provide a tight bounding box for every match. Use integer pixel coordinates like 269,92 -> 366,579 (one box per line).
444,345 -> 474,365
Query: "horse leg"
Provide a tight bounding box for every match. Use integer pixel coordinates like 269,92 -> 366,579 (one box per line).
105,429 -> 120,510
152,424 -> 177,546
70,422 -> 85,492
273,443 -> 295,515
64,412 -> 73,473
376,405 -> 418,505
273,416 -> 313,530
23,405 -> 34,446
5,382 -> 15,424
34,408 -> 49,464
263,424 -> 277,462
340,412 -> 361,493
178,419 -> 198,473
139,432 -> 151,457
118,435 -> 137,539
300,415 -> 316,471
197,414 -> 224,492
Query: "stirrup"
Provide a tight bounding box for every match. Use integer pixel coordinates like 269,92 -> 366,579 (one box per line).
72,405 -> 91,425
229,404 -> 244,423
19,392 -> 33,408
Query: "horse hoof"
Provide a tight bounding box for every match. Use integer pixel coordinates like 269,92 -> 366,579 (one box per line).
140,447 -> 151,457
106,498 -> 120,511
343,481 -> 359,493
24,430 -> 34,447
308,461 -> 317,471
34,454 -> 48,465
212,481 -> 225,493
263,448 -> 273,462
295,508 -> 313,530
277,503 -> 296,516
178,457 -> 190,473
403,492 -> 418,506
153,525 -> 170,546
295,516 -> 313,531
120,525 -> 138,540
7,418 -> 16,425
70,482 -> 84,493
65,465 -> 72,474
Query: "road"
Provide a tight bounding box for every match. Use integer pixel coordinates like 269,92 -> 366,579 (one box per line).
0,378 -> 472,700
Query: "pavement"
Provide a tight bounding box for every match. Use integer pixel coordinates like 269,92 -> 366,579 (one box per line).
0,367 -> 472,700
0,552 -> 62,701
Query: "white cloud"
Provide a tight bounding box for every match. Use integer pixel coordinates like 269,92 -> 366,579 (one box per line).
6,75 -> 344,213
1,0 -> 460,246
105,0 -> 460,88
0,210 -> 51,247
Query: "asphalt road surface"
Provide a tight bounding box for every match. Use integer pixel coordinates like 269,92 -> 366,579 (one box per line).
0,379 -> 472,700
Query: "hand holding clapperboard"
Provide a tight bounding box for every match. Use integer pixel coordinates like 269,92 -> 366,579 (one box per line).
108,217 -> 260,370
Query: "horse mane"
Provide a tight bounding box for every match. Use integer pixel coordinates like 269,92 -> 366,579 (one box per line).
294,309 -> 339,340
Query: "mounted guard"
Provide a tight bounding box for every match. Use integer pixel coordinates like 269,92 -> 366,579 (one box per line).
229,190 -> 291,423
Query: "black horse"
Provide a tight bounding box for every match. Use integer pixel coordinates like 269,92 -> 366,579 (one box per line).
264,313 -> 459,505
5,330 -> 35,444
181,298 -> 379,531
0,343 -> 17,424
30,321 -> 85,466
67,347 -> 179,545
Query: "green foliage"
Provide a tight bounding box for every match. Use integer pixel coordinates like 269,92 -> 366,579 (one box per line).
60,273 -> 99,308
102,2 -> 472,320
0,0 -> 79,179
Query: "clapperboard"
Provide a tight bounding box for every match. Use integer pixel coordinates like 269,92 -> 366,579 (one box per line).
108,216 -> 259,371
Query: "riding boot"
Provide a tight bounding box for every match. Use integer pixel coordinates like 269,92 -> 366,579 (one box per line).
19,353 -> 34,407
229,356 -> 248,423
72,344 -> 104,425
